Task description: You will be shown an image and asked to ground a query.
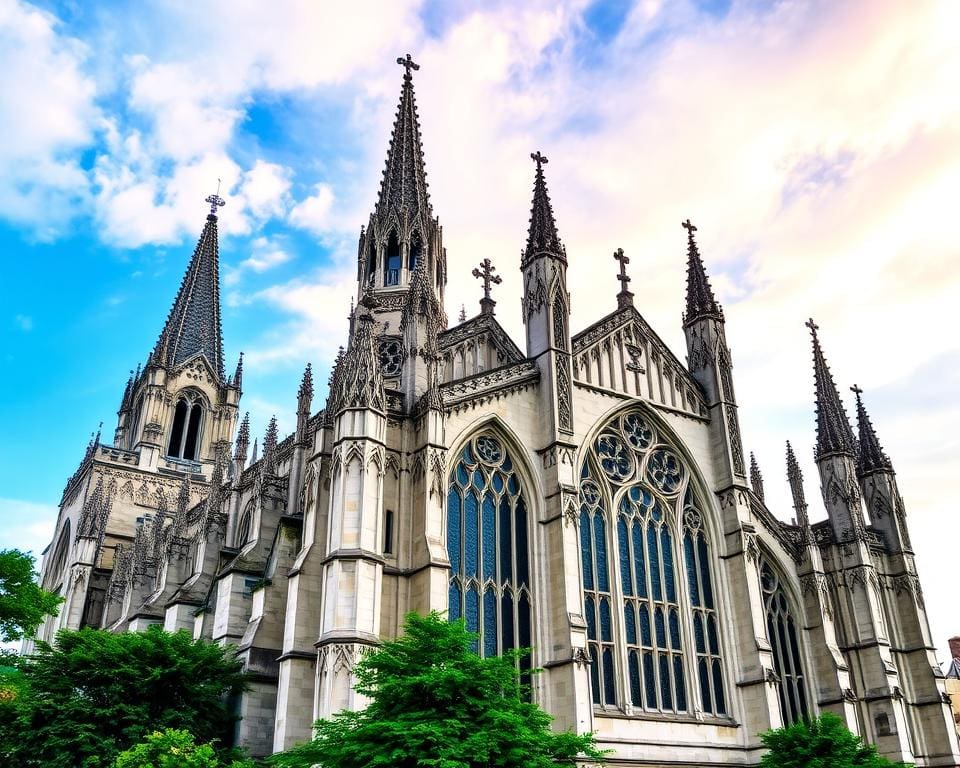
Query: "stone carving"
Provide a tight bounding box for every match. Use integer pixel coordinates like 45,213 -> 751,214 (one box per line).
725,407 -> 745,475
556,354 -> 573,432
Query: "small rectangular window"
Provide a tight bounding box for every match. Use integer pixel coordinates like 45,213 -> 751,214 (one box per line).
384,509 -> 394,555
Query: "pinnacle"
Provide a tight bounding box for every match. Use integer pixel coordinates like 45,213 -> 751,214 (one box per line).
299,362 -> 314,403
807,320 -> 857,460
682,219 -> 722,325
749,452 -> 764,502
234,412 -> 250,461
262,416 -> 278,475
785,440 -> 809,526
523,151 -> 564,266
851,385 -> 893,474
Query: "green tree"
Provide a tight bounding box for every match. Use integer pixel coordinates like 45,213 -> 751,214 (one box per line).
113,729 -> 256,768
760,713 -> 910,768
270,611 -> 607,768
6,626 -> 248,767
0,549 -> 63,641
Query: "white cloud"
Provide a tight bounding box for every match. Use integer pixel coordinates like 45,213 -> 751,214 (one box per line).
0,498 -> 57,558
289,183 -> 336,235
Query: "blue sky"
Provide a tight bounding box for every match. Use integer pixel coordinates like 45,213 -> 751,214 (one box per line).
1,0 -> 959,661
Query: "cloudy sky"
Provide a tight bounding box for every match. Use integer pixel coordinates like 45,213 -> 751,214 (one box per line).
0,0 -> 958,662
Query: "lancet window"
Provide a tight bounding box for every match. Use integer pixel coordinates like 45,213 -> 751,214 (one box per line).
759,560 -> 808,725
385,231 -> 401,286
409,231 -> 422,271
579,408 -> 726,716
167,392 -> 203,461
447,434 -> 532,674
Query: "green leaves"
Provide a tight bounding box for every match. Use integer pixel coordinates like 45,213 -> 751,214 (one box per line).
113,729 -> 257,768
760,713 -> 911,768
270,612 -> 606,768
0,549 -> 63,642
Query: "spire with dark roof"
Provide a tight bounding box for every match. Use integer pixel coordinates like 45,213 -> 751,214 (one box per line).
374,54 -> 431,227
785,440 -> 809,530
151,193 -> 226,379
806,319 -> 857,460
682,219 -> 722,326
750,452 -> 765,502
523,151 -> 564,267
851,384 -> 893,475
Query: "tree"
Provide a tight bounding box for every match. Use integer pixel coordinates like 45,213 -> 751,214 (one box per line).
113,729 -> 256,768
5,626 -> 248,767
760,713 -> 910,768
269,611 -> 607,768
0,549 -> 63,642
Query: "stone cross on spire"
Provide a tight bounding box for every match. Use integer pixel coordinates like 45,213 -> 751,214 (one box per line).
397,53 -> 419,77
205,180 -> 225,219
805,317 -> 819,338
531,150 -> 548,170
614,248 -> 634,309
472,258 -> 502,315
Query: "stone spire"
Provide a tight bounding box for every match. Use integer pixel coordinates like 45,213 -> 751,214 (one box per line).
232,352 -> 244,390
332,297 -> 386,414
375,54 -> 431,228
851,384 -> 893,475
234,412 -> 250,462
458,304 -> 467,323
682,219 -> 722,326
523,151 -> 564,268
298,363 -> 314,414
262,416 -> 278,476
749,452 -> 764,502
806,319 -> 857,460
151,193 -> 226,379
785,440 -> 809,529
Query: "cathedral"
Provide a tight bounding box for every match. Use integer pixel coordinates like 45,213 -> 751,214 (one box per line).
32,56 -> 960,766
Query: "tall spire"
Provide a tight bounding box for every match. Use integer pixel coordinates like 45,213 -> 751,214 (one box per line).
523,151 -> 564,267
806,319 -> 857,459
262,416 -> 278,476
785,440 -> 809,529
749,452 -> 765,502
851,384 -> 893,474
151,192 -> 226,379
375,54 -> 431,226
682,219 -> 722,326
234,412 -> 250,462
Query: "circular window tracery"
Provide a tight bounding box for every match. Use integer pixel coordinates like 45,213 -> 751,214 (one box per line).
378,337 -> 404,377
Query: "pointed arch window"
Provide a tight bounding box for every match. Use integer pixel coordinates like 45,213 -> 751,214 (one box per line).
385,231 -> 401,286
167,392 -> 204,461
760,560 -> 808,725
578,408 -> 727,717
409,231 -> 422,272
447,434 -> 532,676
367,239 -> 377,284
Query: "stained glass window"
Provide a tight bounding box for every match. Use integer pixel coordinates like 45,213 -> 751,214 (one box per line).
447,434 -> 532,667
760,560 -> 808,725
579,407 -> 726,717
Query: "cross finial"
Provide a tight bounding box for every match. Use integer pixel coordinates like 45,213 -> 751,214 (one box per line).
805,317 -> 819,340
205,180 -> 225,217
682,218 -> 697,235
472,257 -> 502,314
850,383 -> 863,397
531,151 -> 548,171
397,53 -> 420,78
614,247 -> 634,309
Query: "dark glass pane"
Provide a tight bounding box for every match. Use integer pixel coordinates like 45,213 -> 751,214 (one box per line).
482,492 -> 496,580
502,454 -> 513,473
463,442 -> 475,465
639,604 -> 651,646
599,597 -> 612,643
659,654 -> 673,710
492,472 -> 504,492
483,588 -> 497,657
448,489 -> 461,574
699,658 -> 711,713
456,462 -> 469,486
618,516 -> 632,596
508,474 -> 519,494
643,651 -> 656,708
473,469 -> 484,488
707,614 -> 719,655
669,608 -> 681,650
589,644 -> 601,704
629,650 -> 642,706
515,498 -> 529,586
647,526 -> 661,601
602,647 -> 616,706
787,619 -> 804,674
796,674 -> 808,719
712,659 -> 726,715
580,510 -> 593,590
465,490 -> 479,577
633,520 -> 647,597
184,404 -> 202,460
386,231 -> 401,286
694,613 -> 705,653
501,592 -> 514,651
449,581 -> 462,621
661,527 -> 675,602
594,514 -> 608,592
168,400 -> 187,457
624,603 -> 637,645
585,596 -> 596,640
684,533 -> 700,606
500,496 -> 513,583
466,586 -> 479,635
698,535 -> 714,608
518,592 -> 531,649
673,655 -> 687,711
655,606 -> 667,649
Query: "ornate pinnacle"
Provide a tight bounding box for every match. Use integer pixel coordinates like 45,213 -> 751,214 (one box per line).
298,363 -> 314,410
614,248 -> 634,309
232,352 -> 244,390
523,150 -> 564,267
750,452 -> 765,502
234,412 -> 250,462
458,304 -> 467,323
682,219 -> 722,326
262,416 -> 278,475
785,440 -> 810,530
807,319 -> 857,460
850,384 -> 893,475
472,257 -> 502,315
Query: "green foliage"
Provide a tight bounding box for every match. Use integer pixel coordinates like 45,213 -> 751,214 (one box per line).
760,713 -> 910,768
0,549 -> 63,642
113,729 -> 257,768
270,611 -> 606,768
2,626 -> 248,767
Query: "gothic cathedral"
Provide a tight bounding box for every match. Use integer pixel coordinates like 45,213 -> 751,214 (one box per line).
32,57 -> 960,766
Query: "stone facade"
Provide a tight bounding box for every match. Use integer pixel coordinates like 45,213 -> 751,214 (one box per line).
33,59 -> 960,766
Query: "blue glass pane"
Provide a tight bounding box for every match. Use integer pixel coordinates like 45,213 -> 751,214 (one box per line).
448,489 -> 462,575
515,498 -> 529,585
466,586 -> 479,635
669,608 -> 681,650
594,514 -> 608,592
639,604 -> 651,646
449,581 -> 462,621
624,603 -> 637,645
694,613 -> 705,653
659,654 -> 672,709
643,651 -> 656,708
698,535 -> 713,609
579,509 -> 592,590
618,516 -> 632,596
684,533 -> 700,606
465,490 -> 479,577
500,497 -> 513,583
472,469 -> 484,489
508,474 -> 519,494
712,659 -> 726,715
456,462 -> 469,486
581,462 -> 589,479
602,647 -> 616,706
674,655 -> 687,711
661,527 -> 675,603
589,644 -> 601,704
492,472 -> 504,492
483,588 -> 497,657
482,492 -> 496,580
699,658 -> 711,713
463,443 -> 475,464
629,650 -> 642,706
501,592 -> 514,651
647,525 -> 661,601
599,597 -> 612,643
655,607 -> 666,649
707,614 -> 719,655
502,454 -> 513,473
632,520 -> 647,597
585,596 -> 596,640
518,592 -> 531,650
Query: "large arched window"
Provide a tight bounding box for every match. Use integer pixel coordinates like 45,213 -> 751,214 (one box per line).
760,560 -> 808,725
385,231 -> 401,286
167,392 -> 203,461
579,407 -> 726,716
447,434 -> 532,673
